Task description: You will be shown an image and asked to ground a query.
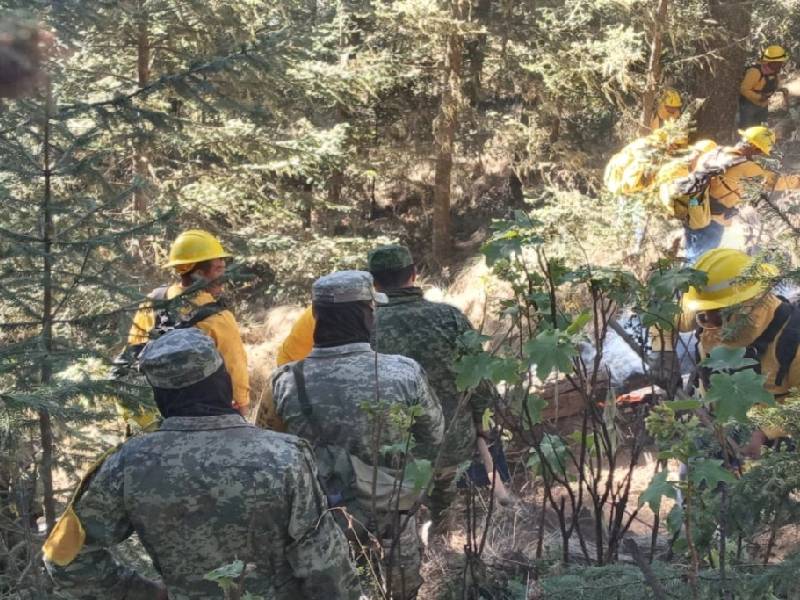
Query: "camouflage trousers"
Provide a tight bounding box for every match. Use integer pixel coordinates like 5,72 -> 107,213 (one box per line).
336,508 -> 422,600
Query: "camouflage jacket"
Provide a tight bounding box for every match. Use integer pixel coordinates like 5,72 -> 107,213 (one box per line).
373,288 -> 497,466
45,415 -> 361,600
271,343 -> 444,478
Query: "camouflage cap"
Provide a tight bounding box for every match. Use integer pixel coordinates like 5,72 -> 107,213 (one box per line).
368,244 -> 414,272
312,270 -> 389,305
138,328 -> 223,389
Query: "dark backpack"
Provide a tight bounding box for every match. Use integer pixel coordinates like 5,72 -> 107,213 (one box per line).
674,148 -> 748,199
289,360 -> 419,512
698,298 -> 800,392
149,285 -> 226,335
112,286 -> 226,376
744,64 -> 779,99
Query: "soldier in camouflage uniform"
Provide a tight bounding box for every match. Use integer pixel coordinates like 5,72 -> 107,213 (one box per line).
44,328 -> 361,600
272,271 -> 444,600
368,245 -> 497,526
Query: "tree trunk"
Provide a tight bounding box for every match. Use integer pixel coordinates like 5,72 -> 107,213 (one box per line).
465,0 -> 491,106
133,7 -> 150,214
433,1 -> 466,266
39,80 -> 56,533
693,0 -> 751,143
300,181 -> 314,230
639,0 -> 669,134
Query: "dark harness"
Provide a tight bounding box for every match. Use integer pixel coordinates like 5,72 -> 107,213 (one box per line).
290,360 -> 354,507
699,299 -> 800,391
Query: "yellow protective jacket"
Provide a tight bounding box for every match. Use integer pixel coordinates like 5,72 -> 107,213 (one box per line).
275,306 -> 315,366
697,294 -> 800,438
740,66 -> 780,108
604,137 -> 657,195
128,284 -> 250,410
707,148 -> 800,226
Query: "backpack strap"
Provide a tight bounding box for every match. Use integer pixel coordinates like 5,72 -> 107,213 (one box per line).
150,285 -> 174,336
773,303 -> 800,387
708,153 -> 750,205
291,360 -> 321,435
289,360 -> 354,507
175,301 -> 226,329
747,299 -> 800,388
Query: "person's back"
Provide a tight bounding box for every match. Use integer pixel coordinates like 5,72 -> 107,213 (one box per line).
367,246 -> 496,526
375,291 -> 484,459
274,345 -> 441,468
119,230 -> 250,420
270,271 -> 443,599
45,329 -> 360,600
103,418 -> 350,599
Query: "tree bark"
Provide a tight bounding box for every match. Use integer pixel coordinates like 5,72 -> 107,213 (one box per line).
639,0 -> 669,134
432,1 -> 466,266
465,0 -> 491,106
39,80 -> 56,533
693,0 -> 751,143
133,6 -> 150,214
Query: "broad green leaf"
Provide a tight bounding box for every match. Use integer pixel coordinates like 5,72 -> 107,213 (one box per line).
527,450 -> 541,475
404,459 -> 433,493
668,399 -> 702,412
538,433 -> 569,477
481,215 -> 543,265
648,267 -> 707,297
706,370 -> 775,423
454,353 -> 494,391
523,394 -> 547,427
490,357 -> 523,384
455,353 -> 522,390
701,346 -> 758,371
639,470 -> 677,514
524,329 -> 577,380
666,503 -> 684,536
459,329 -> 492,353
566,310 -> 592,335
568,430 -> 595,453
688,458 -> 736,487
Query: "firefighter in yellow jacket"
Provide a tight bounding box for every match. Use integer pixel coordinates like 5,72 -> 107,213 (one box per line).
679,126 -> 800,262
739,45 -> 790,128
683,249 -> 798,456
650,88 -> 682,131
120,230 -> 250,426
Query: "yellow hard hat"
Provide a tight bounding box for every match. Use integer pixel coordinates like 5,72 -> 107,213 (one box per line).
738,125 -> 776,155
692,139 -> 717,154
660,88 -> 682,109
166,230 -> 232,271
761,45 -> 788,63
683,248 -> 777,312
